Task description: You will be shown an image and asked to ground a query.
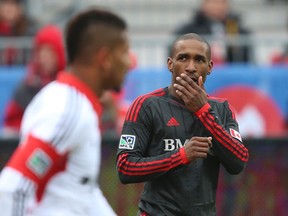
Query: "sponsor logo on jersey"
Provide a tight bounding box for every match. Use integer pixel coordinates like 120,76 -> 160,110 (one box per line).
166,117 -> 180,126
26,149 -> 52,177
229,128 -> 242,142
119,135 -> 136,149
163,138 -> 190,151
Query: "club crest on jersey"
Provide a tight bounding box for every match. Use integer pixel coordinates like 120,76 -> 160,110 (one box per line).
229,128 -> 242,142
26,149 -> 52,177
119,135 -> 136,149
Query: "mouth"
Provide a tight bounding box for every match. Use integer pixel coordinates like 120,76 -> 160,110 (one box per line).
190,76 -> 199,84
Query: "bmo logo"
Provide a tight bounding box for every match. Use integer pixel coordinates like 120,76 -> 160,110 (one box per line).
163,139 -> 190,151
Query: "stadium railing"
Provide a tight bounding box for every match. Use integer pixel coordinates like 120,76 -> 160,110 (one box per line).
1,34 -> 288,67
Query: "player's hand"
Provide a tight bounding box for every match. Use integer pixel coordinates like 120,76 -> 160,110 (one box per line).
183,136 -> 212,161
174,73 -> 208,112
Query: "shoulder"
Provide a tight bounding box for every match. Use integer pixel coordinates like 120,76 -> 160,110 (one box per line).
208,96 -> 237,118
125,88 -> 166,123
22,82 -> 98,147
208,95 -> 228,103
208,95 -> 231,110
25,81 -> 92,124
131,88 -> 166,106
34,82 -> 74,110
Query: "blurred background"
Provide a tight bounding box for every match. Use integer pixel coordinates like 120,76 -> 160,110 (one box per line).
0,0 -> 288,215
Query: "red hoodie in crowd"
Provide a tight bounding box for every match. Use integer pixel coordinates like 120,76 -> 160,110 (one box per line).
3,24 -> 66,133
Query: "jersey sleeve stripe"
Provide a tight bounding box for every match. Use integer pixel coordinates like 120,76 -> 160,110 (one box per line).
205,113 -> 247,154
125,89 -> 165,122
13,178 -> 33,216
118,151 -> 181,167
199,111 -> 249,162
125,95 -> 142,122
206,114 -> 248,160
117,151 -> 183,176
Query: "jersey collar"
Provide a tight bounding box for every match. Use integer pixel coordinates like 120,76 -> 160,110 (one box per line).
57,71 -> 103,118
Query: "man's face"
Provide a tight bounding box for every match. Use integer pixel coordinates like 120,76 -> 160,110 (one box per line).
36,44 -> 58,75
167,39 -> 213,87
106,32 -> 131,92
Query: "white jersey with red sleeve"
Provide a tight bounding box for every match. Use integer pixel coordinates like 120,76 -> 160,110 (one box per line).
0,72 -> 116,216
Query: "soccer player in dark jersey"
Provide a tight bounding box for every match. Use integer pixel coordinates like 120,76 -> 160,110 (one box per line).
116,33 -> 249,216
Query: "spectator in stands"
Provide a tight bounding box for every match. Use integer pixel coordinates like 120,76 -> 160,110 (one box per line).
271,16 -> 288,65
0,0 -> 36,36
172,0 -> 252,64
2,24 -> 65,136
26,0 -> 82,29
270,46 -> 288,65
0,0 -> 38,65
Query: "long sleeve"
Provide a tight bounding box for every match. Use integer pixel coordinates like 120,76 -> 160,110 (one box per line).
0,167 -> 35,216
195,102 -> 249,174
3,100 -> 24,131
116,91 -> 189,184
117,142 -> 188,184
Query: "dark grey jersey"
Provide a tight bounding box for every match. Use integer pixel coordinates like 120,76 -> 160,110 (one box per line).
117,87 -> 249,216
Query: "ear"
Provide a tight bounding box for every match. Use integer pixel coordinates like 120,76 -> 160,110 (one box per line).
167,57 -> 173,72
207,60 -> 213,75
94,47 -> 111,71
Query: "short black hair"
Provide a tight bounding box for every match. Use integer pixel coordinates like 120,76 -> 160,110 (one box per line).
170,33 -> 211,60
65,8 -> 127,64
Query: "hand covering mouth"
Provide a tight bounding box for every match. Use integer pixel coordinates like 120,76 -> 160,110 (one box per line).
189,76 -> 199,84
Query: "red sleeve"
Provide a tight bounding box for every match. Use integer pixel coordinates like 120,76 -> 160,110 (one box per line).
7,134 -> 68,201
195,102 -> 249,174
3,100 -> 24,130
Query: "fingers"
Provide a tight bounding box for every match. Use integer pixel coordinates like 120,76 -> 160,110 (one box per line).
198,76 -> 205,91
207,136 -> 213,147
173,73 -> 204,100
184,136 -> 213,161
174,77 -> 195,98
177,73 -> 200,90
173,73 -> 208,112
191,136 -> 212,148
174,75 -> 198,104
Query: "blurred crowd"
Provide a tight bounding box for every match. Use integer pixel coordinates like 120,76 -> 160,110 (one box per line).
170,0 -> 288,65
1,0 -> 288,66
172,0 -> 252,64
0,0 -> 138,139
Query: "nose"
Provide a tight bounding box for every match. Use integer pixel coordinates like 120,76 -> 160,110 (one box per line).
185,60 -> 196,73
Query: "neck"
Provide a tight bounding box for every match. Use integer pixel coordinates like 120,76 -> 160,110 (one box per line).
68,64 -> 102,97
168,85 -> 179,99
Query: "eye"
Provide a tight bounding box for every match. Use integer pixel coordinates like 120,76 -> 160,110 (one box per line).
177,54 -> 187,61
195,57 -> 205,63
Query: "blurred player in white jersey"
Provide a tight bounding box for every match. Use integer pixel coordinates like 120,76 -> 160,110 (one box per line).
0,7 -> 131,216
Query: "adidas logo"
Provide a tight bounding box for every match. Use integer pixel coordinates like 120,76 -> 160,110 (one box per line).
167,117 -> 179,126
